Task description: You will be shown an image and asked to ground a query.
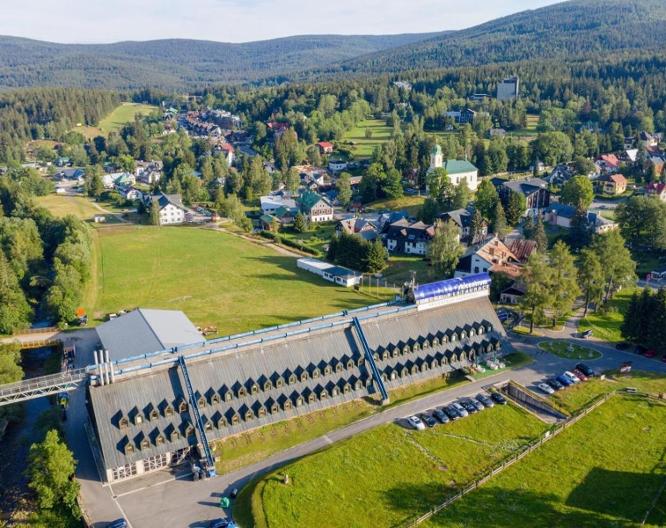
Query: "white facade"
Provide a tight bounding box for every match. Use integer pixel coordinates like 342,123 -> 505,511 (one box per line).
159,203 -> 185,225
297,258 -> 361,287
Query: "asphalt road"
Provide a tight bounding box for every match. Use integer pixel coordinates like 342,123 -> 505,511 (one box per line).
75,334 -> 666,528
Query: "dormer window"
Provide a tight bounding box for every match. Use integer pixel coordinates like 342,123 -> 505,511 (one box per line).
149,409 -> 159,421
178,400 -> 188,413
134,414 -> 143,425
119,416 -> 129,429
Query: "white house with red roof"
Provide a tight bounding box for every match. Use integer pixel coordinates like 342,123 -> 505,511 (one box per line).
317,141 -> 334,154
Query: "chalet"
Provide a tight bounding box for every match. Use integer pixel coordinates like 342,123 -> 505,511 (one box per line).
646,182 -> 666,202
299,191 -> 334,223
496,178 -> 550,216
336,218 -> 379,241
438,208 -> 487,245
317,141 -> 334,155
600,173 -> 627,195
383,219 -> 434,256
151,192 -> 190,226
455,237 -> 522,278
598,154 -> 621,173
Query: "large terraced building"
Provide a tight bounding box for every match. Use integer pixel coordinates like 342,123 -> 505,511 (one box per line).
88,274 -> 505,482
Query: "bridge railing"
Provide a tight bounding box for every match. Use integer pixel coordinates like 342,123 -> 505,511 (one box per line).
0,368 -> 87,398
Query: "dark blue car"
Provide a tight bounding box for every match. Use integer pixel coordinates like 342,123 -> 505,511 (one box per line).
556,374 -> 573,387
108,520 -> 127,528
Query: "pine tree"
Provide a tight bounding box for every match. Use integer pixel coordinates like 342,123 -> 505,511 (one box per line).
336,172 -> 353,207
469,209 -> 485,244
549,241 -> 580,326
578,248 -> 604,317
520,251 -> 553,333
491,200 -> 508,237
365,240 -> 387,273
621,291 -> 641,342
294,212 -> 308,233
475,178 -> 499,221
533,216 -> 548,252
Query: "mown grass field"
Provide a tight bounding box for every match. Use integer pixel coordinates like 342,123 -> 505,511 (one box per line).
342,119 -> 393,158
367,195 -> 426,217
87,226 -> 393,333
36,194 -> 102,220
71,102 -> 157,139
215,373 -> 466,475
578,288 -> 637,343
424,378 -> 666,528
236,404 -> 547,528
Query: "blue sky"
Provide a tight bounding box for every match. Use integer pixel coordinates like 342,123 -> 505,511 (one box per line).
2,0 -> 562,43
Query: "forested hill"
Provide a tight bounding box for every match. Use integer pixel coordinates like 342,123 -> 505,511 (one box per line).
0,32 -> 445,90
338,0 -> 666,74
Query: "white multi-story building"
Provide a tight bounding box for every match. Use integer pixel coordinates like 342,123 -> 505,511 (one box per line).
428,145 -> 479,191
152,193 -> 188,225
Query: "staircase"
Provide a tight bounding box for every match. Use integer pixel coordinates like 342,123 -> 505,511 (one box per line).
352,317 -> 389,404
177,355 -> 216,477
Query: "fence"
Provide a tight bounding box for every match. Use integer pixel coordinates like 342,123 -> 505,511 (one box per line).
400,391 -> 614,527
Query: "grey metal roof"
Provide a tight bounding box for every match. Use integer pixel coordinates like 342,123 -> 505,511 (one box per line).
96,309 -> 202,362
89,297 -> 505,471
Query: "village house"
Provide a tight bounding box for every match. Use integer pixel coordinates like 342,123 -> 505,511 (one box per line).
216,142 -> 235,166
299,191 -> 334,223
328,159 -> 348,173
317,141 -> 334,155
646,182 -> 666,202
597,154 -> 621,174
428,145 -> 479,191
336,218 -> 379,241
135,161 -> 162,185
383,219 -> 435,256
455,237 -> 522,278
297,257 -> 362,287
495,177 -> 550,216
151,192 -> 190,226
260,193 -> 297,215
600,173 -> 627,195
500,282 -> 527,305
543,203 -> 617,234
444,108 -> 476,125
438,208 -> 488,245
505,239 -> 537,264
267,121 -> 292,139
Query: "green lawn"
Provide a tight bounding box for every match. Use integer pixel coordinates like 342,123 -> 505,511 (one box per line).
236,404 -> 547,528
538,340 -> 602,360
279,222 -> 337,257
216,373 -> 466,475
71,102 -> 157,139
424,387 -> 666,527
342,119 -> 393,158
382,255 -> 433,285
36,194 -> 102,220
88,226 -> 393,333
366,195 -> 426,217
578,289 -> 637,343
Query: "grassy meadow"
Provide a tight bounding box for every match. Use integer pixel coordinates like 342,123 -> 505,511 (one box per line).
342,119 -> 393,157
425,387 -> 666,527
71,102 -> 157,139
578,288 -> 637,343
36,194 -> 103,220
87,226 -> 393,333
236,404 -> 547,528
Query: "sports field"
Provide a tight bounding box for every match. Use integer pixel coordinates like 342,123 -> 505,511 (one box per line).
86,226 -> 393,334
342,119 -> 393,158
71,102 -> 157,139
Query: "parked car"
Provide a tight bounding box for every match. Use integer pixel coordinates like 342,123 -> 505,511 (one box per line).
421,414 -> 437,428
643,349 -> 657,358
490,392 -> 507,405
575,363 -> 595,377
108,520 -> 127,528
556,374 -> 573,387
451,402 -> 469,417
572,369 -> 589,381
470,398 -> 485,412
476,393 -> 494,408
407,415 -> 426,430
433,408 -> 450,424
537,383 -> 555,395
546,378 -> 564,391
615,342 -> 631,350
580,329 -> 593,339
563,371 -> 581,383
460,398 -> 478,414
444,404 -> 461,420
635,345 -> 647,355
210,520 -> 237,528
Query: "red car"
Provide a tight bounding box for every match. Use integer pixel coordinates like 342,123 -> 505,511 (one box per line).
572,369 -> 588,381
643,349 -> 657,358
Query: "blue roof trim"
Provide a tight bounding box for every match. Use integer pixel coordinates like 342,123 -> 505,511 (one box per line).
414,273 -> 491,303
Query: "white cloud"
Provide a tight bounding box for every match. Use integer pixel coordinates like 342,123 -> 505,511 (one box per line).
0,0 -> 561,43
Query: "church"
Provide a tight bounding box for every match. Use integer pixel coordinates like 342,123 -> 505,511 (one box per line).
428,144 -> 479,191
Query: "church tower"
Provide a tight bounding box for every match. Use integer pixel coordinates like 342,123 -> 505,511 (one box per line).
430,144 -> 443,171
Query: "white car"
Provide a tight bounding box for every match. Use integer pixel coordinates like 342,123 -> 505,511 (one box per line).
537,382 -> 555,395
451,402 -> 469,417
407,415 -> 426,431
564,371 -> 581,383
